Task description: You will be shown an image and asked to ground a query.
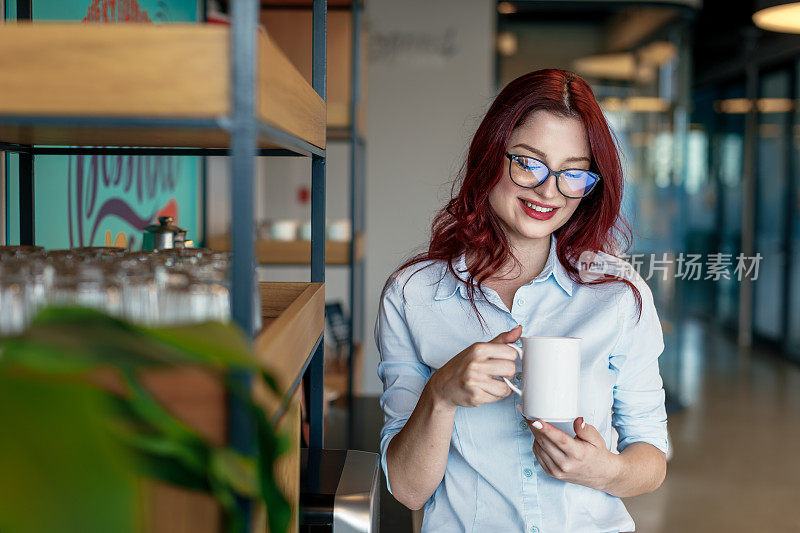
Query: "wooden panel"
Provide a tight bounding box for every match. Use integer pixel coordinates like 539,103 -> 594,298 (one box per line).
137,368 -> 226,533
0,23 -> 325,149
273,389 -> 301,532
253,282 -> 324,420
0,23 -> 228,118
0,124 -> 308,150
87,285 -> 323,533
257,30 -> 326,150
144,480 -> 222,533
259,282 -> 311,319
261,10 -> 367,136
89,366 -> 227,447
207,233 -> 364,265
140,366 -> 228,447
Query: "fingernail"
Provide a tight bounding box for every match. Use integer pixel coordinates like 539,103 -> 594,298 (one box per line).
580,419 -> 586,429
532,421 -> 543,430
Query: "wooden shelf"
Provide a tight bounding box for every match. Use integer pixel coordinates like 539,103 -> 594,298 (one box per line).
107,281 -> 323,533
324,342 -> 363,398
207,232 -> 365,265
0,23 -> 325,151
252,281 -> 324,421
261,9 -> 367,139
327,125 -> 365,141
251,282 -> 322,533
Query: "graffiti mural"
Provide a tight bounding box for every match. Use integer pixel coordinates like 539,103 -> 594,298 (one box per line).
66,154 -> 186,249
4,0 -> 201,249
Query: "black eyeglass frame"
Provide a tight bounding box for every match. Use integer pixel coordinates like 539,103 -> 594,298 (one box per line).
504,152 -> 602,199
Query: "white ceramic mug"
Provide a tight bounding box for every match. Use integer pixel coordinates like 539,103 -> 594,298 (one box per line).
299,219 -> 313,241
327,219 -> 351,242
270,219 -> 300,241
502,336 -> 582,422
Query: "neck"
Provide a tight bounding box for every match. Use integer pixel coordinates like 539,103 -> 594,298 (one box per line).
465,233 -> 552,283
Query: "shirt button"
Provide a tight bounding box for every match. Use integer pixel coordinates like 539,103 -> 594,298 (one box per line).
517,298 -> 526,306
514,371 -> 523,381
523,468 -> 533,478
519,420 -> 527,429
530,527 -> 539,533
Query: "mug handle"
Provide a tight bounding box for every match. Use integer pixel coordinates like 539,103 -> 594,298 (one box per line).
502,343 -> 523,396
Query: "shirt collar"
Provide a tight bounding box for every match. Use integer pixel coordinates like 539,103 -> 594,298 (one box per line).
434,233 -> 574,301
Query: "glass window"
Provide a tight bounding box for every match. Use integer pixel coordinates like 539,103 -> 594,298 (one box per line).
753,69 -> 791,342
715,81 -> 746,330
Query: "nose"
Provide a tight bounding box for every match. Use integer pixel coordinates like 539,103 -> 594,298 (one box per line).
536,172 -> 561,200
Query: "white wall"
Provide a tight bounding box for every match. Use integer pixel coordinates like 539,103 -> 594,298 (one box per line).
206,0 -> 496,396
206,143 -> 351,308
361,0 -> 496,394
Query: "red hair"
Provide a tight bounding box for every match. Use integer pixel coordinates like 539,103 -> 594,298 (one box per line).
385,68 -> 642,330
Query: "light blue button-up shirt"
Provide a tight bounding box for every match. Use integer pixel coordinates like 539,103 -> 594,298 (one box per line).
375,233 -> 668,532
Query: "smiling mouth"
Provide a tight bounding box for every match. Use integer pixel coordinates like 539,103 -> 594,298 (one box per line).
519,198 -> 559,213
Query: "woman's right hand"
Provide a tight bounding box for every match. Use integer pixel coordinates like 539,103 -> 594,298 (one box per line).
428,325 -> 522,409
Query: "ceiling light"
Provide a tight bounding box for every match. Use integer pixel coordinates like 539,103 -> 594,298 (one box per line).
599,97 -> 670,113
757,97 -> 794,113
497,31 -> 518,56
600,97 -> 625,112
572,53 -> 635,81
714,98 -> 795,113
715,98 -> 752,113
626,97 -> 670,113
498,2 -> 516,15
753,1 -> 800,33
637,41 -> 678,66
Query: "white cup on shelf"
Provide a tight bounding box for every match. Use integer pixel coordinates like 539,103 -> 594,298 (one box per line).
326,219 -> 351,242
269,219 -> 299,241
299,219 -> 313,241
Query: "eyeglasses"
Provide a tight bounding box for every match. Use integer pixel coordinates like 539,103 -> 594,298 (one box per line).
504,153 -> 601,199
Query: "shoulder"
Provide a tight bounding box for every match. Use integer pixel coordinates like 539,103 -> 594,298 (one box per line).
382,258 -> 449,307
604,254 -> 657,326
578,250 -> 654,319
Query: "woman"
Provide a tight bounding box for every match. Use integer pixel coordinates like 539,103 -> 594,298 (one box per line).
374,69 -> 669,532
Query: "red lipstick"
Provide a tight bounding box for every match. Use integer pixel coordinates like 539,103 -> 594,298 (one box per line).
519,198 -> 559,220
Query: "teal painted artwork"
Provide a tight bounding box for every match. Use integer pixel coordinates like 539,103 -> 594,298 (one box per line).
5,0 -> 202,249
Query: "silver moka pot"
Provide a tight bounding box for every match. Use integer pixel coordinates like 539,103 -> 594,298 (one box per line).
142,216 -> 185,251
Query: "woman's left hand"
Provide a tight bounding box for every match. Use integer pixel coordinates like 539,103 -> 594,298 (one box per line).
525,417 -> 622,492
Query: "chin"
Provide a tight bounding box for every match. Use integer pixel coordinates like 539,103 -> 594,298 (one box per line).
514,223 -> 554,241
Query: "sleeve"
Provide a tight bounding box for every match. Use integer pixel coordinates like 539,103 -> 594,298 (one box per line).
609,276 -> 669,456
374,277 -> 432,496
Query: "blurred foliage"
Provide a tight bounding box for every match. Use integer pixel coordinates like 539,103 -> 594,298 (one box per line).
0,307 -> 292,533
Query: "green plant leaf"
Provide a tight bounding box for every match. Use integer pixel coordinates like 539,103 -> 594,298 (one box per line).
143,321 -> 255,369
0,371 -> 140,533
255,411 -> 293,533
0,305 -> 293,533
210,448 -> 259,497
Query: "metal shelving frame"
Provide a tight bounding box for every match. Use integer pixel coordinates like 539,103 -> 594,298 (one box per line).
344,0 -> 365,415
259,0 -> 365,414
2,0 -> 329,530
